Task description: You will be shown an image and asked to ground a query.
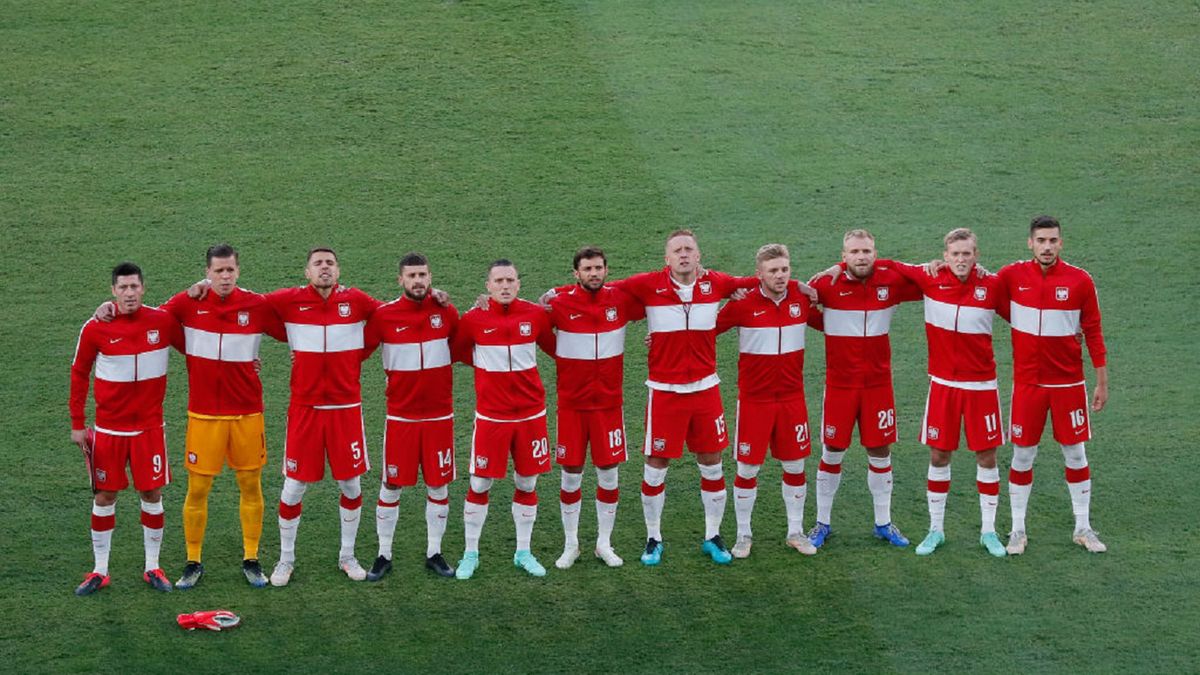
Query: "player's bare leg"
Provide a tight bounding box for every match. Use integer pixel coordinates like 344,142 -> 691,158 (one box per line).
457,476 -> 491,579
336,477 -> 366,580
556,465 -> 584,569
780,459 -> 816,555
424,484 -> 454,576
867,445 -> 908,547
810,444 -> 845,547
1062,443 -> 1106,552
640,456 -> 668,565
271,478 -> 308,586
732,461 -> 760,558
1006,444 -> 1038,554
512,472 -> 546,577
368,481 -> 403,581
697,452 -> 731,564
139,488 -> 171,592
77,490 -> 117,596
594,463 -> 622,566
976,449 -> 1005,557
917,450 -> 951,556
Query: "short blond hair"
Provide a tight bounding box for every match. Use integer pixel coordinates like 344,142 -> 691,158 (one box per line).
943,227 -> 977,250
755,243 -> 790,264
666,228 -> 696,245
842,229 -> 875,245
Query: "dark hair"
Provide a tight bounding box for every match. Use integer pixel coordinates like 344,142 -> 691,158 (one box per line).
307,247 -> 337,263
1029,215 -> 1061,235
399,252 -> 429,274
572,246 -> 607,270
111,261 -> 143,285
488,258 -> 517,277
206,243 -> 238,266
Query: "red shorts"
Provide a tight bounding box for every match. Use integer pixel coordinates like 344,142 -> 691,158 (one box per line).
284,404 -> 369,482
920,380 -> 1004,452
643,386 -> 729,460
91,426 -> 170,492
733,397 -> 812,464
1009,382 -> 1091,446
470,414 -> 551,479
555,406 -> 628,467
821,384 -> 897,449
383,416 -> 456,488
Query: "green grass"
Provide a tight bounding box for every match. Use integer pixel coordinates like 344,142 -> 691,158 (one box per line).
2,1 -> 1198,672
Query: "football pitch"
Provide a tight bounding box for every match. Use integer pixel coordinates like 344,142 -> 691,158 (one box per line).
3,1 -> 1198,672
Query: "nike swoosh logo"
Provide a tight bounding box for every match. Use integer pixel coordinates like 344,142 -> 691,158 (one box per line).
395,326 -> 408,332
753,310 -> 767,317
1018,286 -> 1031,291
196,309 -> 209,315
938,285 -> 953,290
109,338 -> 122,343
483,328 -> 497,334
987,434 -> 999,441
655,288 -> 669,294
569,313 -> 583,320
298,306 -> 313,311
839,291 -> 853,296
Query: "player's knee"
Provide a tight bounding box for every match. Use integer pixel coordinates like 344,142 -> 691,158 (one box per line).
234,470 -> 262,495
865,445 -> 891,459
94,491 -> 118,507
735,462 -> 761,480
139,488 -> 162,503
1060,443 -> 1087,469
779,459 -> 805,475
642,463 -> 668,486
280,477 -> 308,506
1011,444 -> 1038,472
975,449 -> 998,470
426,484 -> 448,501
820,445 -> 846,464
469,475 -> 494,494
698,462 -> 724,481
560,471 -> 583,492
337,477 -> 362,500
379,483 -> 403,503
187,473 -> 215,499
930,450 -> 952,468
512,472 -> 538,493
595,466 -> 619,490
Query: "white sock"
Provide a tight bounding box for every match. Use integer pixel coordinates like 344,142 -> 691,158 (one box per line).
1009,444 -> 1038,533
595,466 -> 619,550
140,499 -> 164,572
815,446 -> 845,525
338,478 -> 363,560
780,459 -> 807,536
867,455 -> 894,526
376,484 -> 402,560
641,464 -> 668,540
977,465 -> 1000,534
927,464 -> 951,533
91,501 -> 115,576
733,462 -> 760,539
278,478 -> 308,564
426,485 -> 449,558
1062,443 -> 1092,532
699,461 -> 727,540
464,495 -> 489,554
560,471 -> 583,550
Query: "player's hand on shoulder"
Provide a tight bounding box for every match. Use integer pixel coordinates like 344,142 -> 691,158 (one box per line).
93,301 -> 116,322
729,288 -> 749,301
923,260 -> 947,276
473,294 -> 489,311
796,281 -> 818,303
188,278 -> 212,300
431,288 -> 451,307
538,288 -> 557,308
808,264 -> 839,285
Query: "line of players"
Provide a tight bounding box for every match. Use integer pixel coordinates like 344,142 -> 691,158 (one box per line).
68,218 -> 1108,595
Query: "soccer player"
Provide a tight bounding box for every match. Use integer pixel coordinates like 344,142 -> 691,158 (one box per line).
877,230 -> 1011,557
267,248 -> 382,585
160,245 -> 286,588
610,229 -> 759,566
451,260 -> 556,579
715,244 -> 818,558
70,262 -> 180,595
545,246 -> 644,569
998,216 -> 1108,554
807,229 -> 922,549
362,253 -> 458,580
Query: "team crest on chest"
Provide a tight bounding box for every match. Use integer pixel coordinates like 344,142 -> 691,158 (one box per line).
1055,287 -> 1069,301
431,314 -> 443,329
876,287 -> 890,301
338,302 -> 351,317
974,287 -> 987,301
147,329 -> 160,345
605,307 -> 618,322
698,281 -> 712,295
237,311 -> 250,326
789,303 -> 801,318
519,321 -> 532,337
